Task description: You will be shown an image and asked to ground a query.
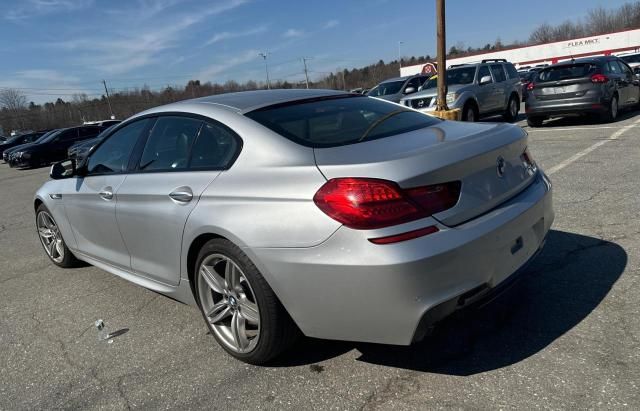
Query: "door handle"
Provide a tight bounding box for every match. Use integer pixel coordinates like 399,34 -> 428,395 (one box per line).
99,187 -> 113,200
169,187 -> 193,203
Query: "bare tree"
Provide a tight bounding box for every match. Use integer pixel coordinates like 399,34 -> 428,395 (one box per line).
529,22 -> 555,44
0,88 -> 27,111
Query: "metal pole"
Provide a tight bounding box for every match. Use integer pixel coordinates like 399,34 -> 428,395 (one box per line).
302,57 -> 310,89
398,41 -> 404,75
102,80 -> 115,119
259,53 -> 271,89
435,0 -> 448,111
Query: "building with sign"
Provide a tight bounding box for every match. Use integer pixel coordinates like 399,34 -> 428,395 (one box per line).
400,28 -> 640,76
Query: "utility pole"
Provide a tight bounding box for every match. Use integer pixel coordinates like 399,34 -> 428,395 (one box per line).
435,0 -> 448,111
340,69 -> 346,90
398,41 -> 404,76
301,57 -> 311,89
102,80 -> 115,119
259,52 -> 271,89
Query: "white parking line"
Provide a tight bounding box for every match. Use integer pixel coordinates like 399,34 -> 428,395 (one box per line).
528,126 -> 638,132
546,118 -> 640,176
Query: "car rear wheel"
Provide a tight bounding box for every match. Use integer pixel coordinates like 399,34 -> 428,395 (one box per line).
462,102 -> 478,122
527,116 -> 544,127
36,204 -> 80,268
602,94 -> 619,123
194,238 -> 299,364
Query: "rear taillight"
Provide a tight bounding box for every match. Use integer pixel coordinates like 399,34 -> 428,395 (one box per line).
313,178 -> 461,229
527,82 -> 535,91
591,73 -> 609,83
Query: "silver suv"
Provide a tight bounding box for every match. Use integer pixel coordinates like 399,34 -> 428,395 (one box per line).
400,59 -> 522,122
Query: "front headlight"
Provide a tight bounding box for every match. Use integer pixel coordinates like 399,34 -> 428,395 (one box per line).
446,92 -> 458,104
20,152 -> 31,159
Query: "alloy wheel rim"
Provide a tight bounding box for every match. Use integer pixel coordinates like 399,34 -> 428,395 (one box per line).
198,254 -> 260,353
510,99 -> 518,117
37,211 -> 64,263
466,109 -> 475,122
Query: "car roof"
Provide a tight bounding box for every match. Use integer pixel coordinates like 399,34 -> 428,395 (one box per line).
183,89 -> 350,113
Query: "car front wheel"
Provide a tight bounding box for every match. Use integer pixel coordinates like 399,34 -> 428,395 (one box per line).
195,238 -> 299,364
36,204 -> 80,268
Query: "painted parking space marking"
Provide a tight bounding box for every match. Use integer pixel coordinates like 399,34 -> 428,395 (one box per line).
546,118 -> 640,176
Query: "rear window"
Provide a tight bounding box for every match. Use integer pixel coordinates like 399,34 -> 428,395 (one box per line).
538,63 -> 598,81
245,95 -> 440,148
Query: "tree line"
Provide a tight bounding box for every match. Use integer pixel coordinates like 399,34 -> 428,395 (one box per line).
2,1 -> 640,134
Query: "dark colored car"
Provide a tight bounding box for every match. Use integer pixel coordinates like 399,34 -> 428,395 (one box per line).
525,56 -> 640,127
518,71 -> 537,102
67,124 -> 119,161
9,125 -> 106,168
3,130 -> 62,163
0,131 -> 48,159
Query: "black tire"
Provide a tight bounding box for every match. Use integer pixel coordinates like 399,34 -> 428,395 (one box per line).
194,238 -> 299,364
601,94 -> 619,123
527,116 -> 544,128
503,94 -> 520,122
461,102 -> 479,122
35,204 -> 81,268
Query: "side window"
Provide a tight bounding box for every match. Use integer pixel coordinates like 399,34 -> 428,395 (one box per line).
618,61 -> 633,78
478,66 -> 492,83
138,116 -> 202,171
405,77 -> 421,91
607,61 -> 622,75
87,119 -> 149,175
189,122 -> 239,169
490,64 -> 507,82
79,127 -> 100,138
505,64 -> 519,79
59,129 -> 79,141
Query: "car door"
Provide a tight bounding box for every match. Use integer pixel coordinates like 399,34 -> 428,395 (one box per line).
115,116 -> 240,285
611,60 -> 638,106
606,60 -> 630,105
489,64 -> 508,111
475,65 -> 495,113
64,119 -> 151,269
618,60 -> 638,106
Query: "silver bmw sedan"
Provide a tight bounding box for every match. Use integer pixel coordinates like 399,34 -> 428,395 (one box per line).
34,89 -> 553,364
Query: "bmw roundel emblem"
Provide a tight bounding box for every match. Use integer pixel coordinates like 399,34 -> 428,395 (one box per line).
496,156 -> 506,178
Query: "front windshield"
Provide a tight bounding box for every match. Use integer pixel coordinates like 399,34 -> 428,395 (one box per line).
33,130 -> 55,143
421,67 -> 477,89
39,129 -> 64,144
367,80 -> 405,96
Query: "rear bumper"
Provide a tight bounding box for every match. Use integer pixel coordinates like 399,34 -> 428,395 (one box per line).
526,94 -> 608,116
250,172 -> 554,345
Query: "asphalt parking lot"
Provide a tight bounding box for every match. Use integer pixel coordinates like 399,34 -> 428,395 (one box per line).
1,111 -> 639,410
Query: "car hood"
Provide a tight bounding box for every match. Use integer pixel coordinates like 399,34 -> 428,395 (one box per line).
5,142 -> 35,153
405,84 -> 467,100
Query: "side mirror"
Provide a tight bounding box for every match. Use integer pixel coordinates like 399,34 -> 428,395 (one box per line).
479,75 -> 492,85
403,86 -> 416,94
49,159 -> 76,180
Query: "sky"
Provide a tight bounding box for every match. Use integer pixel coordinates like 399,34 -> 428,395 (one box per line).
0,0 -> 632,103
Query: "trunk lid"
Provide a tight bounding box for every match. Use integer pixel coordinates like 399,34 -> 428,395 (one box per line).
314,121 -> 535,227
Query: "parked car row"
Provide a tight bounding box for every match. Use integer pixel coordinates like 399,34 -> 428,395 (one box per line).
1,121 -> 120,168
